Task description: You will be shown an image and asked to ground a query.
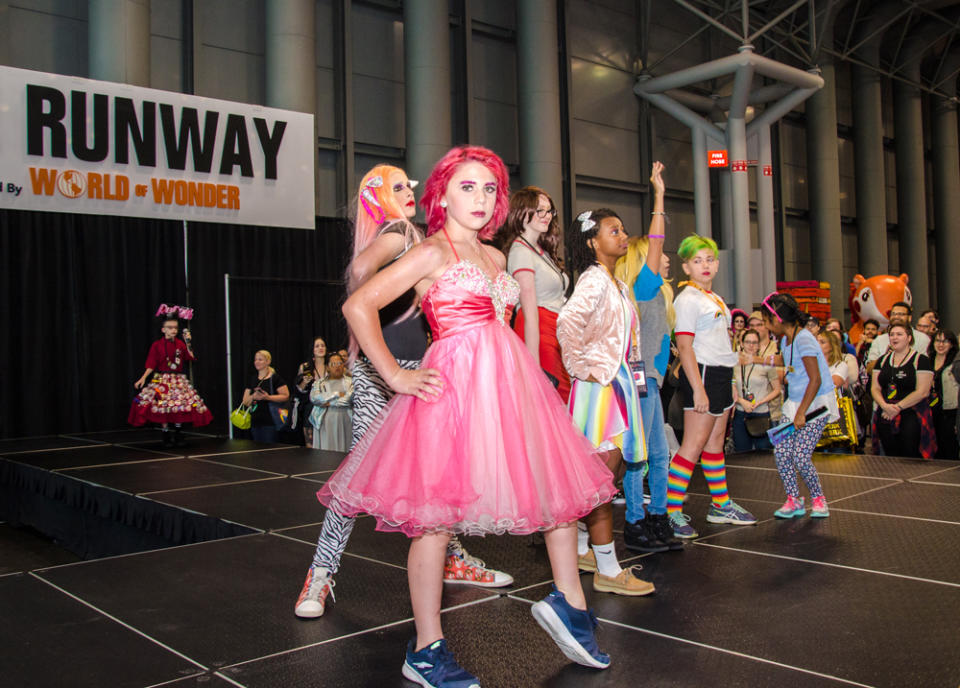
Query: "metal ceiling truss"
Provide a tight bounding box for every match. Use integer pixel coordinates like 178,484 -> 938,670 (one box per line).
658,0 -> 960,100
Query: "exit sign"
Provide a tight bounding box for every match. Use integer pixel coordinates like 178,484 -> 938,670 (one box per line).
708,150 -> 728,168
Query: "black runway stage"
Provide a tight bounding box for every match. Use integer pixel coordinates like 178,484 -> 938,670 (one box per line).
2,430 -> 959,687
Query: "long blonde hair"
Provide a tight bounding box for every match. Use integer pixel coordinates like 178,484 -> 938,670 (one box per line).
614,236 -> 676,330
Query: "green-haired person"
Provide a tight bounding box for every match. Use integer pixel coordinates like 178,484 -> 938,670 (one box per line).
666,235 -> 757,538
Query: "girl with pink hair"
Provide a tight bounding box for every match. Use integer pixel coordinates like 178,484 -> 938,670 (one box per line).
294,164 -> 512,623
318,146 -> 616,686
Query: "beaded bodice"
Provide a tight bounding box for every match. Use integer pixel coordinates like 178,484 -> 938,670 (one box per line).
422,260 -> 520,340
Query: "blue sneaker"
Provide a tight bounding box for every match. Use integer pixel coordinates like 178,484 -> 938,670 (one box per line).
402,638 -> 481,688
531,585 -> 611,669
706,500 -> 757,525
774,496 -> 806,519
668,511 -> 698,539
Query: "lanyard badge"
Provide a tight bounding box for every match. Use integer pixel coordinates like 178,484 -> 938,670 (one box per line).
630,360 -> 648,398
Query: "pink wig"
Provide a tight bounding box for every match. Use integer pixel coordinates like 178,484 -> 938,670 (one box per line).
351,165 -> 409,262
419,145 -> 510,240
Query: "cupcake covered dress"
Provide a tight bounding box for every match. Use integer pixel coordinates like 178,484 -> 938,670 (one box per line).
318,235 -> 616,537
128,338 -> 213,427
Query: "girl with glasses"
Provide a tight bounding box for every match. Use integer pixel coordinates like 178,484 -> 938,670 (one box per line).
501,186 -> 571,400
930,329 -> 958,459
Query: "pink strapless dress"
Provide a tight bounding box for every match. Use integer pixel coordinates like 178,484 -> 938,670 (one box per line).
317,260 -> 616,537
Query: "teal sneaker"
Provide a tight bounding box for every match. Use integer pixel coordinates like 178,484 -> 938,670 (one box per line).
774,496 -> 806,519
668,511 -> 698,539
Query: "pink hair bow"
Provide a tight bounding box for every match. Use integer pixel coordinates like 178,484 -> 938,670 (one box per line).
360,175 -> 386,224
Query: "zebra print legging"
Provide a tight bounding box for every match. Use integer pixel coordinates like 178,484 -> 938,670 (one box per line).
310,357 -> 419,573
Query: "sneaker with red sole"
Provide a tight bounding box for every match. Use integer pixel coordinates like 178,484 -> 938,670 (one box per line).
443,539 -> 513,587
294,567 -> 335,618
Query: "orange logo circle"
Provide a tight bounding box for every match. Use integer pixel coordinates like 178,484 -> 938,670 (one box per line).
57,170 -> 86,198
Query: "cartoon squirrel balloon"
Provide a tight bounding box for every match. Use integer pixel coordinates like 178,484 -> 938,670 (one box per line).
848,273 -> 912,344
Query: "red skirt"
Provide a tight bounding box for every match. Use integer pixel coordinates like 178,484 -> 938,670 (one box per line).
514,306 -> 571,403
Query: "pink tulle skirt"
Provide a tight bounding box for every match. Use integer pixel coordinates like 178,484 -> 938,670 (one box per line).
317,320 -> 616,537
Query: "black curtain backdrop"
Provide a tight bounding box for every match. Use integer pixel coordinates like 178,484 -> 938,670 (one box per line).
0,209 -> 350,439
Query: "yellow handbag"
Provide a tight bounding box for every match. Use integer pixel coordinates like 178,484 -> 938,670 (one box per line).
230,404 -> 252,430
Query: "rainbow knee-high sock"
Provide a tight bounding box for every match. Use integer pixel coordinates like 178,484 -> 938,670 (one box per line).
667,453 -> 696,513
701,451 -> 730,508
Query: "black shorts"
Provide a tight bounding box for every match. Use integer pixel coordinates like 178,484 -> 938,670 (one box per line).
679,364 -> 734,416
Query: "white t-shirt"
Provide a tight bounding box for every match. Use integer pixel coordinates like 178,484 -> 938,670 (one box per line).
507,240 -> 569,313
866,328 -> 930,364
673,286 -> 738,367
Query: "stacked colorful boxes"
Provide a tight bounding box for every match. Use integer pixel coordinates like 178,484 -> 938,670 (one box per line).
775,280 -> 831,321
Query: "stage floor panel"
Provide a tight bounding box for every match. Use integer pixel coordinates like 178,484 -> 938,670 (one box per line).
0,522 -> 82,575
222,594 -> 850,688
687,506 -> 960,585
197,446 -> 346,476
726,449 -> 959,480
6,438 -> 960,687
828,480 -> 960,523
687,462 -> 900,503
0,435 -> 105,453
148,476 -> 344,531
2,444 -> 179,471
276,516 -> 648,592
909,464 -> 960,485
513,544 -> 960,688
35,533 -> 494,669
0,573 -> 202,687
59,457 -> 281,495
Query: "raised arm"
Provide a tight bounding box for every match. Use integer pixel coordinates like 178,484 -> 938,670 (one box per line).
645,161 -> 666,272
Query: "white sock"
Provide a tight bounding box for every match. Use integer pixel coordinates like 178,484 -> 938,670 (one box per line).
591,542 -> 622,578
576,522 -> 590,556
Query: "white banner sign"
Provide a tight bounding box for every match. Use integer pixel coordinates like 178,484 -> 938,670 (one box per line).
0,65 -> 315,229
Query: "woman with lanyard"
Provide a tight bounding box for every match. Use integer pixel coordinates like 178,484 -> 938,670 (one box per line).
870,322 -> 936,459
558,208 -> 655,596
731,329 -> 780,452
502,186 -> 571,400
665,234 -> 756,540
761,292 -> 834,518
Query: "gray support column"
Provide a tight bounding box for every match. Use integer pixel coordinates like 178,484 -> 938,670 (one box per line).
266,0 -> 317,202
728,117 -> 751,309
932,93 -> 960,327
805,59 -> 845,317
692,129 -> 712,238
851,53 -> 888,275
404,0 -> 452,186
517,0 -> 564,219
719,172 -> 734,249
727,53 -> 754,310
89,0 -> 151,86
892,79 -> 929,310
756,126 -> 776,296
266,0 -> 316,114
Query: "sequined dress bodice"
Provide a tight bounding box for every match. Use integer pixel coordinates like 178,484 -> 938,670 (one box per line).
422,260 -> 520,340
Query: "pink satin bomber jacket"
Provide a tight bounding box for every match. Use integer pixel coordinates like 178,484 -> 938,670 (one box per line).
557,265 -> 639,387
